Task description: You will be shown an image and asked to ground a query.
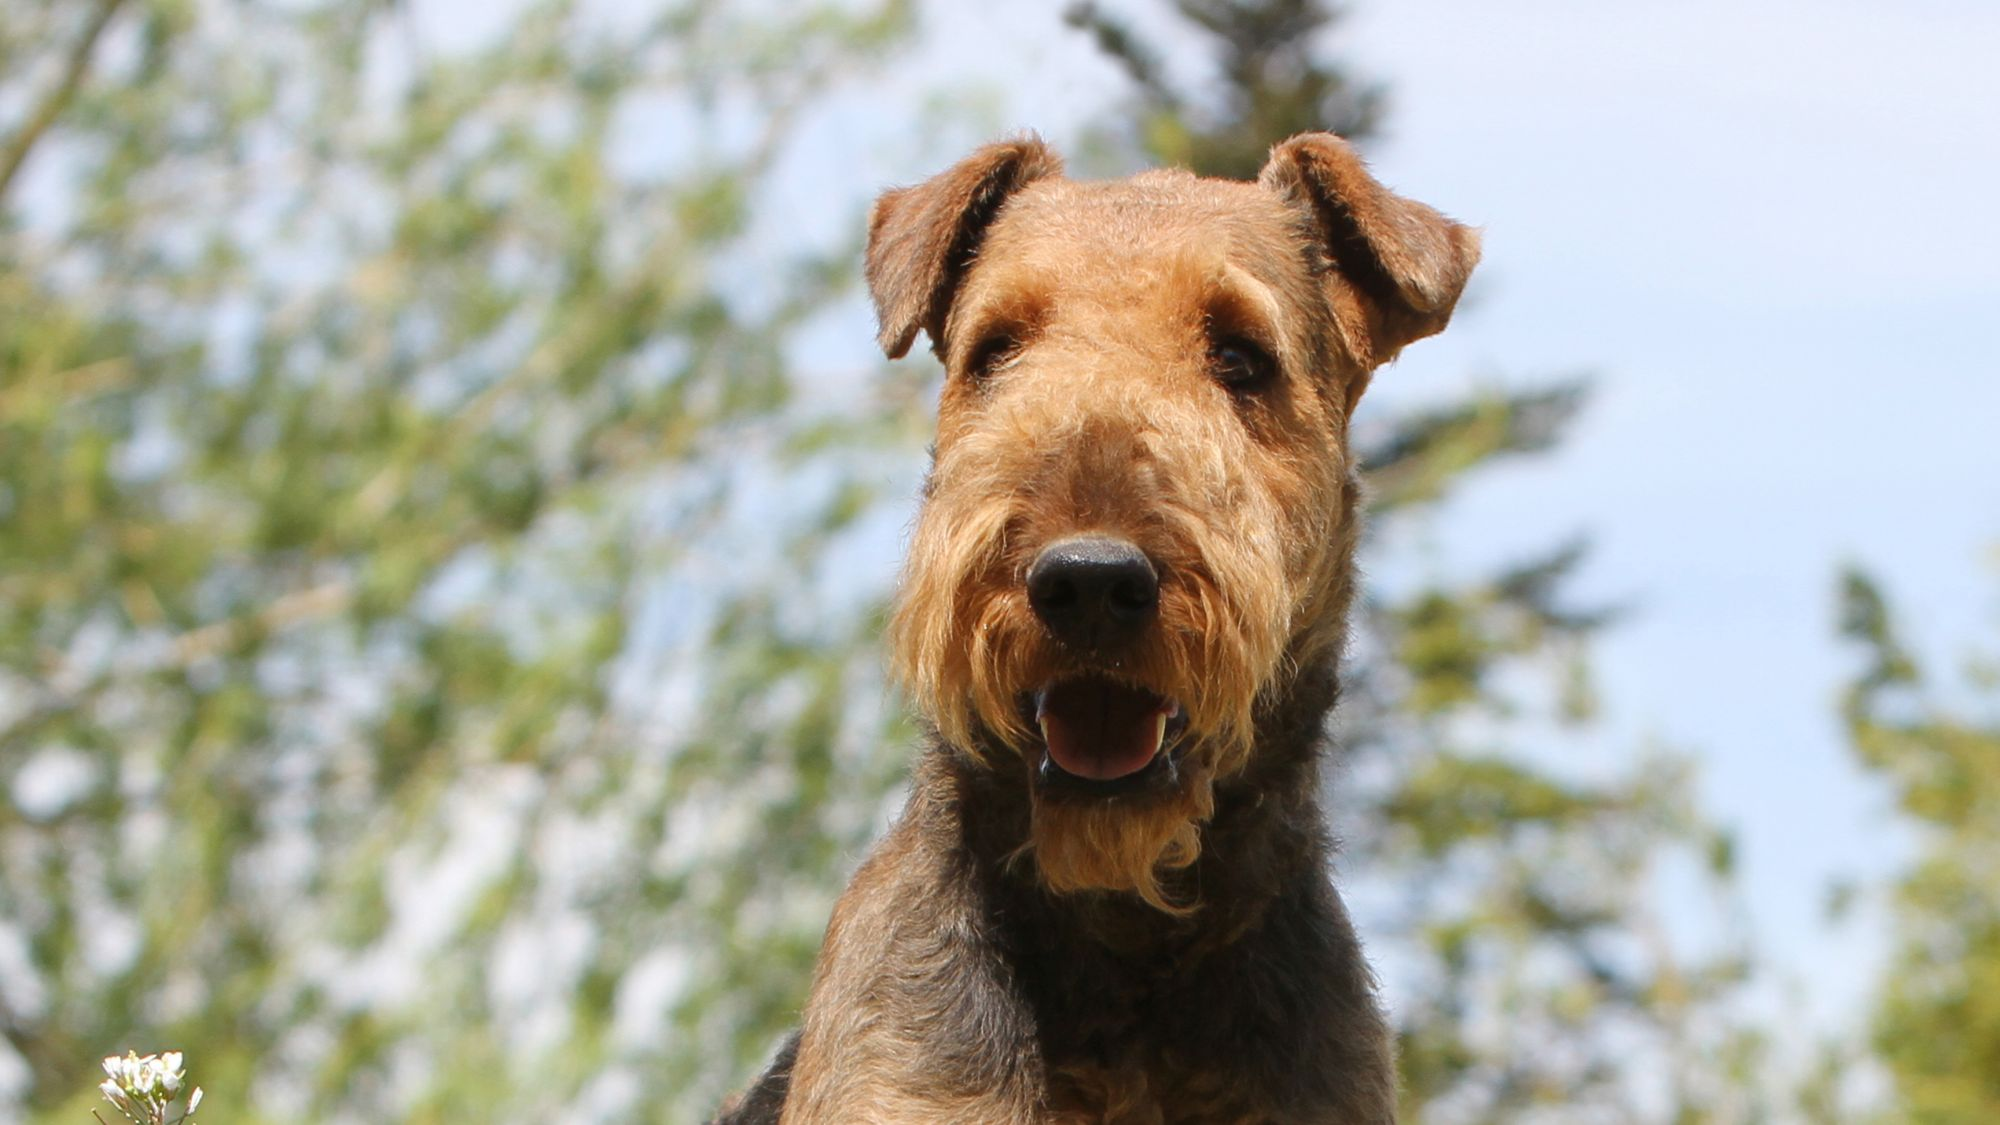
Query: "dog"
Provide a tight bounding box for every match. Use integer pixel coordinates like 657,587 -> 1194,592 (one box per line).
714,131 -> 1477,1123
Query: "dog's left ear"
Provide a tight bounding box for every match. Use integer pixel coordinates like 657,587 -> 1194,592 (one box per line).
866,137 -> 1064,360
1260,133 -> 1480,368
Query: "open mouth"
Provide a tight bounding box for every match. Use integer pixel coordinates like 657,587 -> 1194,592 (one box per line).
1031,677 -> 1189,795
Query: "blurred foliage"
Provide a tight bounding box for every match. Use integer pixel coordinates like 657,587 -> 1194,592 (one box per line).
1,0 -> 913,1120
1840,565 -> 2000,1123
1067,0 -> 1382,179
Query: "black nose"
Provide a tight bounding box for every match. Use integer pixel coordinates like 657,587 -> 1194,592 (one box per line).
1026,536 -> 1159,650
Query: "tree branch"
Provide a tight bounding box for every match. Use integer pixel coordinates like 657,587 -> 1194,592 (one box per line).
0,0 -> 130,205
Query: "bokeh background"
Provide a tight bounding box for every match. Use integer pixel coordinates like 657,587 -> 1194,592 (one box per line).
3,0 -> 1996,1121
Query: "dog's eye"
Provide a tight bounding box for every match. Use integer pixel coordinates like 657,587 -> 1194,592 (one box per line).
1210,336 -> 1277,390
965,333 -> 1022,379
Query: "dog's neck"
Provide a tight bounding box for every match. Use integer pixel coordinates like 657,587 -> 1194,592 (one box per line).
931,652 -> 1344,953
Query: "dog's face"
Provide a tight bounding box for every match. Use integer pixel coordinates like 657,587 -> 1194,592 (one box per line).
868,135 -> 1476,908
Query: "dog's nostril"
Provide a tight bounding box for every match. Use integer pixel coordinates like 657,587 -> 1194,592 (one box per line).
1106,574 -> 1157,621
1027,536 -> 1159,646
1036,575 -> 1080,611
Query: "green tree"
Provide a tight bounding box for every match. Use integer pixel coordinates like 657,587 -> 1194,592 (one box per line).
1839,563 -> 2000,1123
1071,3 -> 1764,1120
0,1 -> 912,1120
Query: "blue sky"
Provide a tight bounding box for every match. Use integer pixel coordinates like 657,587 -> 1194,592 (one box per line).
859,0 -> 2000,1036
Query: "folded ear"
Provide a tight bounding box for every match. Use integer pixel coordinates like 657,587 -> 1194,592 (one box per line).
1259,133 -> 1480,366
866,136 -> 1064,359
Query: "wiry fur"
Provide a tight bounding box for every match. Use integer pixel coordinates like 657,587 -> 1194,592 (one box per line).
713,132 -> 1479,1124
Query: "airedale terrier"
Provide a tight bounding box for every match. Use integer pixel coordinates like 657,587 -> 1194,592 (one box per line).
716,132 -> 1478,1124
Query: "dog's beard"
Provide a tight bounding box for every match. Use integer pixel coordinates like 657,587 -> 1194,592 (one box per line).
896,595 -> 1258,910
1026,755 -> 1218,914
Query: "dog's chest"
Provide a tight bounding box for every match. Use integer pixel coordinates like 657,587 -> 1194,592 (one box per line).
1044,1059 -> 1268,1125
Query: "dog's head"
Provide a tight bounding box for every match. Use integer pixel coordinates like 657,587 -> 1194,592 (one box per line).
869,134 -> 1477,908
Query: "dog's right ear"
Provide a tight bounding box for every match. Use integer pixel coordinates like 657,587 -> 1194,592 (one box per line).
866,137 -> 1064,360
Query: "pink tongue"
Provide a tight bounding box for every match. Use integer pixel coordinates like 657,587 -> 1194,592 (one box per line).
1038,679 -> 1167,781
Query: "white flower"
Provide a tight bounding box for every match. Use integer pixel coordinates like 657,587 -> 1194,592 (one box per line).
97,1050 -> 199,1123
99,1076 -> 135,1113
